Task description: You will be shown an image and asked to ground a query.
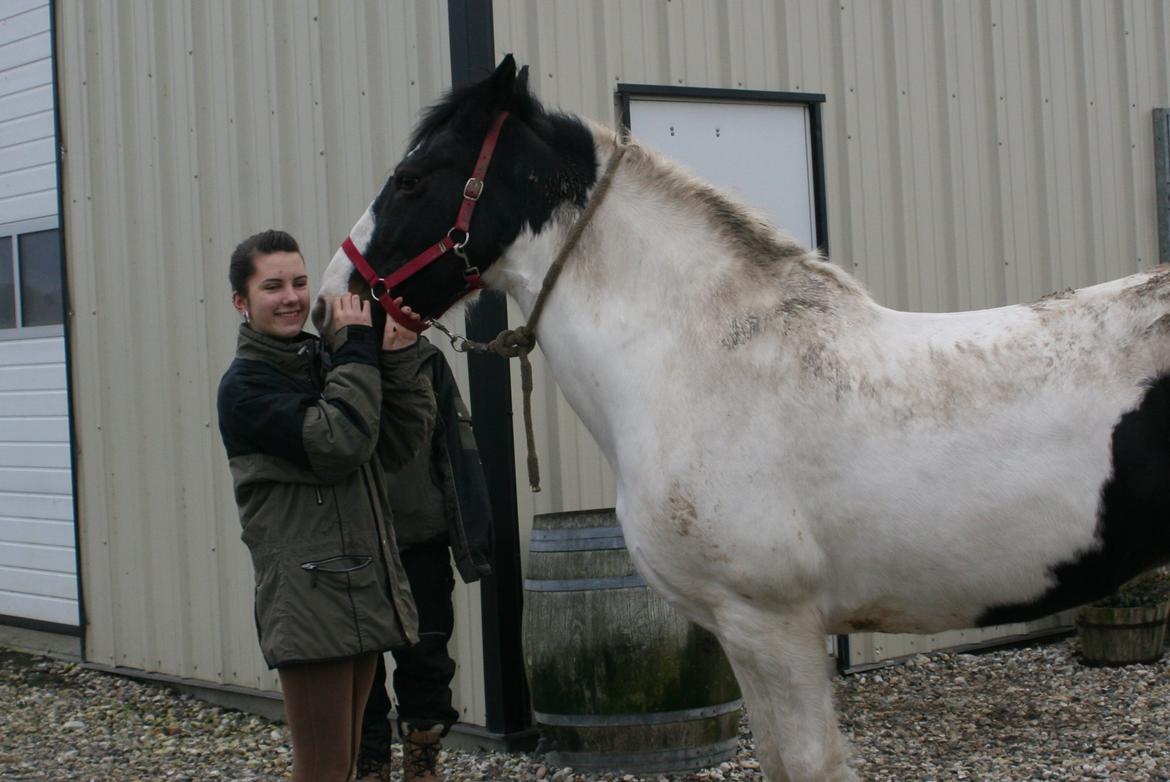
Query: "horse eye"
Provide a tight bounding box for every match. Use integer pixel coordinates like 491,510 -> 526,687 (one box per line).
396,174 -> 421,193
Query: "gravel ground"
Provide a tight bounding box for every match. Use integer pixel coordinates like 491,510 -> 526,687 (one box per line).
2,638 -> 1170,781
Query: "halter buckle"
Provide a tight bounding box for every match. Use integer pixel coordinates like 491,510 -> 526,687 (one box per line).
463,177 -> 484,201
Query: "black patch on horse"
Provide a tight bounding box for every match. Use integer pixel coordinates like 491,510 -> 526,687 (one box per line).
977,372 -> 1170,626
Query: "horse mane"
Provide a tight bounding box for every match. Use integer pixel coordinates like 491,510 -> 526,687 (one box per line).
409,72 -> 548,151
591,124 -> 870,301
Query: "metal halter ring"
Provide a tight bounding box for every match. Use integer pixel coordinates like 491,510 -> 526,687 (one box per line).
448,227 -> 470,259
447,227 -> 470,249
369,278 -> 389,301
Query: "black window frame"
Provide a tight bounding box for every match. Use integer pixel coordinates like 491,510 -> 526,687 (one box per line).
0,216 -> 64,340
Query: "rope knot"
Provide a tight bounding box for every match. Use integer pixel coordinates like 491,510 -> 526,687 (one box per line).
489,325 -> 536,358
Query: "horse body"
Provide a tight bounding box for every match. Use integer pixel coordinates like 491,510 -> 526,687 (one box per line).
316,57 -> 1170,781
499,126 -> 1170,634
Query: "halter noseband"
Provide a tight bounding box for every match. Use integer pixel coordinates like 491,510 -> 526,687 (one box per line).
341,111 -> 510,333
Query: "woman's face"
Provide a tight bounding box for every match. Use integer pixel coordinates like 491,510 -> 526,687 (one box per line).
232,251 -> 310,339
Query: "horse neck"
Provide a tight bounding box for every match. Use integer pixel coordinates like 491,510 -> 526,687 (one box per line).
491,139 -> 874,454
500,137 -> 872,344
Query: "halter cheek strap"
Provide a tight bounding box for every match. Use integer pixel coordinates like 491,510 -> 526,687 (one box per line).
340,111 -> 509,333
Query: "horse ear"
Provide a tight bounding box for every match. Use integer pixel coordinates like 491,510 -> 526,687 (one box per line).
486,54 -> 518,104
515,65 -> 530,97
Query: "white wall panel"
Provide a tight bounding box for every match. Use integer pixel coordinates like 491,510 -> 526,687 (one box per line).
0,515 -> 71,544
0,0 -> 72,629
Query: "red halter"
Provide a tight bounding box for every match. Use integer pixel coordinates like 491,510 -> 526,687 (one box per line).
341,111 -> 509,333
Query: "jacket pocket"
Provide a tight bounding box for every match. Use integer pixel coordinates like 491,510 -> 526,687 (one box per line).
299,554 -> 375,589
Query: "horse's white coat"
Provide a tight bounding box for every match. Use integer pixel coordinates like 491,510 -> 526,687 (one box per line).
316,204 -> 374,335
318,125 -> 1170,782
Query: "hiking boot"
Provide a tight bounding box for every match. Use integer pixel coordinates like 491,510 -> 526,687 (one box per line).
401,722 -> 444,782
355,751 -> 392,782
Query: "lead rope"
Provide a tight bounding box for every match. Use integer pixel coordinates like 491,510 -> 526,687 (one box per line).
431,144 -> 628,492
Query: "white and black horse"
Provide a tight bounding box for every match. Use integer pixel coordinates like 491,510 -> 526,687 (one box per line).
315,56 -> 1170,781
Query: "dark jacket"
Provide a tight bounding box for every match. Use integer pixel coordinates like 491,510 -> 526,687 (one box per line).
216,324 -> 435,668
387,337 -> 493,583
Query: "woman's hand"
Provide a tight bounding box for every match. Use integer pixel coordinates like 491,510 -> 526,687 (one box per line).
383,297 -> 420,350
331,293 -> 371,333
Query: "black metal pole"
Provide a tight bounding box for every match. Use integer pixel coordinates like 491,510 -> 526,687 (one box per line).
448,0 -> 533,742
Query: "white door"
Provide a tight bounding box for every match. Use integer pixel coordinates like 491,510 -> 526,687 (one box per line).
0,1 -> 77,631
626,98 -> 817,249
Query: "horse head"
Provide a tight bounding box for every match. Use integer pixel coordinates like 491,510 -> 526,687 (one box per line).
313,54 -> 599,338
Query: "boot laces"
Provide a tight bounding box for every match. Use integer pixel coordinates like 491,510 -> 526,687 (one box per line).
404,732 -> 441,777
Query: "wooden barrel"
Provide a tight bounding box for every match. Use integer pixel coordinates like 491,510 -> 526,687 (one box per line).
1077,602 -> 1170,666
522,508 -> 743,774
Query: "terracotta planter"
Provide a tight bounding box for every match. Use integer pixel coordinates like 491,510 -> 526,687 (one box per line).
1076,602 -> 1170,666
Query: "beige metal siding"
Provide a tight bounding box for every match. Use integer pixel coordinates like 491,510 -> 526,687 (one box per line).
55,0 -> 1170,710
493,0 -> 1170,665
54,0 -> 494,720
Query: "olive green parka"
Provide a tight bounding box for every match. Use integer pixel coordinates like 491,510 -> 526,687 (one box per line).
217,323 -> 435,668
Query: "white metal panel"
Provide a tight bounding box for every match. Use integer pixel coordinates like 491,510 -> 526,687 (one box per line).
628,99 -> 816,249
0,109 -> 52,147
0,0 -> 72,629
0,57 -> 49,97
0,336 -> 62,363
0,466 -> 68,493
0,561 -> 70,594
493,0 -> 1170,666
0,416 -> 67,440
0,490 -> 67,520
0,589 -> 73,624
0,442 -> 67,467
0,362 -> 62,389
0,0 -> 55,226
0,84 -> 53,122
0,539 -> 73,571
0,515 -> 71,545
0,388 -> 65,415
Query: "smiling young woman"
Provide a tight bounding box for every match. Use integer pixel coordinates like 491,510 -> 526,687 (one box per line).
217,229 -> 434,781
230,247 -> 311,339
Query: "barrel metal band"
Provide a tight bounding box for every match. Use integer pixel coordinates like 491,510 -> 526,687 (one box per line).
546,737 -> 740,773
1078,618 -> 1168,630
533,698 -> 743,728
530,525 -> 627,552
523,574 -> 646,592
530,525 -> 624,541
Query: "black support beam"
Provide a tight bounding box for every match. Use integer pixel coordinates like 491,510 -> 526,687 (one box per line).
447,0 -> 534,746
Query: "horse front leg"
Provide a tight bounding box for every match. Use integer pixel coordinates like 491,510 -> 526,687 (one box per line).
716,603 -> 857,782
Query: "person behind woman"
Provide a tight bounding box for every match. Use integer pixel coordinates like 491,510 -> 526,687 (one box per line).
216,229 -> 435,782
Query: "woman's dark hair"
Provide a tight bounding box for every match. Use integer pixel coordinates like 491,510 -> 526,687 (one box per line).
229,229 -> 302,296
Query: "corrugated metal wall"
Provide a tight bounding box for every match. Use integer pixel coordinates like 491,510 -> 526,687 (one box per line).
493,0 -> 1170,664
54,0 -> 1170,712
53,0 -> 497,719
